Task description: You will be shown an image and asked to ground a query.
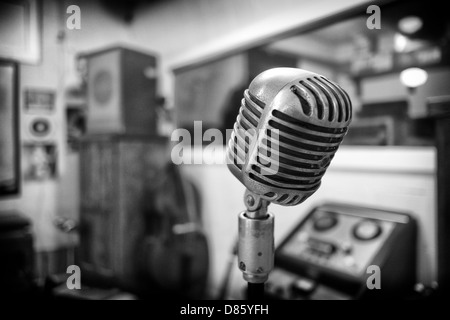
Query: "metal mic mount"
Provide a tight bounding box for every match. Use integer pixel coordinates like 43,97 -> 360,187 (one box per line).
238,189 -> 274,298
227,68 -> 352,299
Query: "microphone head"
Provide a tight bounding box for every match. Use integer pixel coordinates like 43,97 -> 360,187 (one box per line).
226,68 -> 352,206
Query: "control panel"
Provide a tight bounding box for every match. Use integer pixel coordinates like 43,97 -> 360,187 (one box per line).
267,203 -> 417,299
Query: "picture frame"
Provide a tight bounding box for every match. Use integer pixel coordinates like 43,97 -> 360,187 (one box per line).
0,60 -> 20,197
22,143 -> 57,181
0,0 -> 41,64
24,89 -> 56,113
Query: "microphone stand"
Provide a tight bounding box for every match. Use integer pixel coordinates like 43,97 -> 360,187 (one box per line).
239,190 -> 274,300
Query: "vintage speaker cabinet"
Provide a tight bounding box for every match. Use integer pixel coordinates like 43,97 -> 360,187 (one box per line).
79,47 -> 158,135
78,135 -> 168,291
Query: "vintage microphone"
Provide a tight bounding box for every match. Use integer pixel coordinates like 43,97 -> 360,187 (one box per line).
225,68 -> 352,299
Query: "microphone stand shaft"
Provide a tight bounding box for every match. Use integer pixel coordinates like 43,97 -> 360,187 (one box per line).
238,190 -> 274,300
248,282 -> 265,300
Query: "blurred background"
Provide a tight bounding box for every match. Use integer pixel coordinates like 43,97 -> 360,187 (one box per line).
0,0 -> 449,300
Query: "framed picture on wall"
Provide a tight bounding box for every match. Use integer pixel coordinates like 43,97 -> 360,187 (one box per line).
24,89 -> 56,113
0,0 -> 41,64
0,60 -> 20,197
22,143 -> 57,181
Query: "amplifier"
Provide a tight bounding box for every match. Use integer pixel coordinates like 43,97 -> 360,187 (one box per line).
80,46 -> 158,135
267,203 -> 417,300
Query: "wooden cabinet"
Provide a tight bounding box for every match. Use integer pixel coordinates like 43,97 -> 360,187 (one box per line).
80,47 -> 158,135
79,135 -> 168,290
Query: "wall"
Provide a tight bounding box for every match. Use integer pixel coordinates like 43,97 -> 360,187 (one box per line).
130,0 -> 373,100
0,0 -> 68,251
174,53 -> 247,128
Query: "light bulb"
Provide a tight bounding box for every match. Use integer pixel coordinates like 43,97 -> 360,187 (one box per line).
394,33 -> 408,52
400,68 -> 428,88
398,16 -> 423,35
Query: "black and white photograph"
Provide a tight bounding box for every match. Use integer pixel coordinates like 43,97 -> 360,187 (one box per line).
66,107 -> 86,151
0,0 -> 449,312
22,143 -> 58,181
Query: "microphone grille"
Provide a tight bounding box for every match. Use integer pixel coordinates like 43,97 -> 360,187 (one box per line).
228,90 -> 265,172
227,69 -> 352,206
290,76 -> 352,123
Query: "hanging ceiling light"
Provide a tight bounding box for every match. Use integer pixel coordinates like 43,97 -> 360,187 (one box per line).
400,67 -> 428,88
398,16 -> 423,35
394,33 -> 408,52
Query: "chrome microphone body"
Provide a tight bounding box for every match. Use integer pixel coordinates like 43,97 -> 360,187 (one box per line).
227,68 -> 352,205
226,68 -> 352,287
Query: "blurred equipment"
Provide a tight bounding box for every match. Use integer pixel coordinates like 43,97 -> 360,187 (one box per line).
428,96 -> 450,298
79,135 -> 209,299
22,89 -> 57,144
79,46 -> 158,135
0,212 -> 35,298
343,101 -> 409,146
342,116 -> 395,146
79,135 -> 168,293
427,95 -> 450,118
225,68 -> 352,298
141,163 -> 209,299
53,216 -> 78,266
78,45 -> 209,299
268,203 -> 417,300
22,116 -> 56,143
